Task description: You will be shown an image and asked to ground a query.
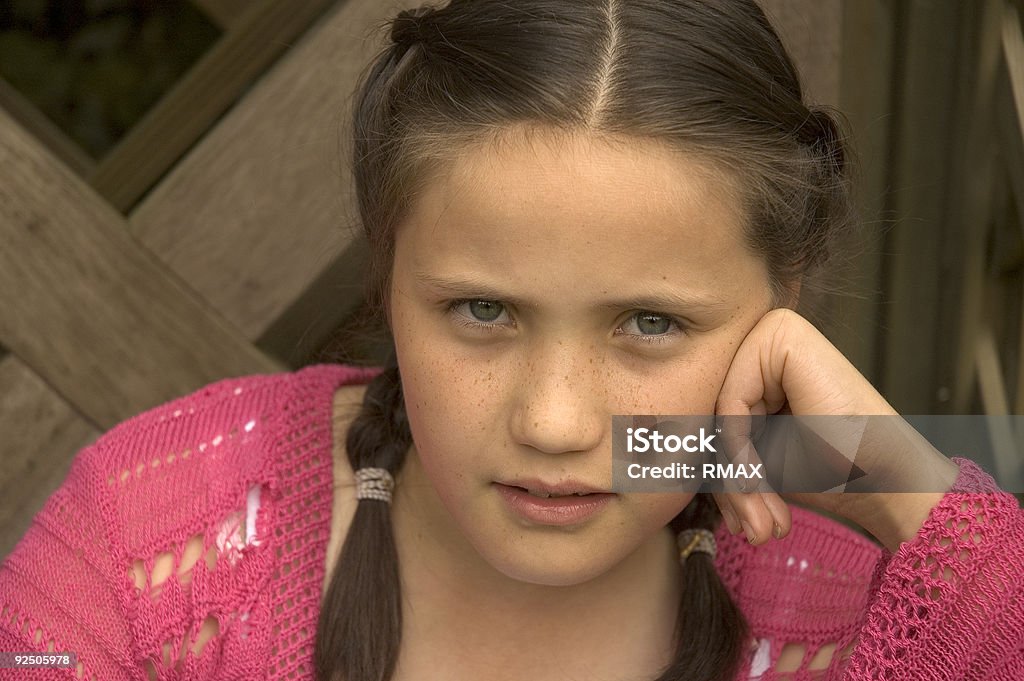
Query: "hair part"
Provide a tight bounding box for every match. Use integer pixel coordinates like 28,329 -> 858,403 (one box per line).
318,1 -> 857,679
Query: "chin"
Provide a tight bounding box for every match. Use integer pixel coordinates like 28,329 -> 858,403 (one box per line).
469,531 -> 631,587
489,554 -> 614,587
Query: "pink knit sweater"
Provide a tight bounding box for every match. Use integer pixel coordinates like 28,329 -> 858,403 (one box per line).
1,364 -> 1021,680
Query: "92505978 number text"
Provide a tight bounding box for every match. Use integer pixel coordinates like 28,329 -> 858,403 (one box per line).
0,652 -> 77,668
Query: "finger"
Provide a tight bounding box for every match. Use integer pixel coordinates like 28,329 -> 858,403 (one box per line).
721,489 -> 792,544
762,491 -> 792,539
716,314 -> 788,419
713,421 -> 769,494
720,490 -> 773,544
742,464 -> 791,538
712,492 -> 742,535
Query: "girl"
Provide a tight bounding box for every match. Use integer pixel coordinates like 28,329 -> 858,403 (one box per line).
1,1 -> 1022,680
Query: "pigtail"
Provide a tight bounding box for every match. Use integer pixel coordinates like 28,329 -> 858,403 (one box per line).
657,497 -> 750,681
314,364 -> 411,681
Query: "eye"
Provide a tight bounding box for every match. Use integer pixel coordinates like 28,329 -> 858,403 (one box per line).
617,311 -> 684,345
464,300 -> 504,322
446,299 -> 512,331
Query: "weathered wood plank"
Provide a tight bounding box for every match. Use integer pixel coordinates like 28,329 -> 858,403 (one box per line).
0,356 -> 99,560
89,0 -> 337,212
976,324 -> 1023,485
0,77 -> 95,178
819,0 -> 895,382
1018,287 -> 1024,415
192,0 -> 252,29
255,237 -> 369,366
997,3 -> 1024,227
130,0 -> 421,362
0,106 -> 282,429
947,0 -> 1005,414
881,0 -> 966,413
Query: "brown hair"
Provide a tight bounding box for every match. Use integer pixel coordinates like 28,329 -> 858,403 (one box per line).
315,2 -> 854,680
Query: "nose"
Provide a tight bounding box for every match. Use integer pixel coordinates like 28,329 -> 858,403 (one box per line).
509,342 -> 605,455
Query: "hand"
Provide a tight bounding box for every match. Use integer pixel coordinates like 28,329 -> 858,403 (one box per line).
710,309 -> 960,551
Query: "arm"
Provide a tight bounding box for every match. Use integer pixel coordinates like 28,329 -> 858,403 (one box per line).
724,459 -> 1022,681
840,457 -> 1024,680
0,369 -> 307,681
708,310 -> 1023,679
0,443 -> 136,681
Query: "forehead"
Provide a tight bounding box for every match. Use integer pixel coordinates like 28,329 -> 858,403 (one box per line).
397,128 -> 768,300
415,129 -> 745,232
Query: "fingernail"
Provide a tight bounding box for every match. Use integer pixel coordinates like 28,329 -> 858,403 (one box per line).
773,522 -> 782,539
721,507 -> 740,534
741,520 -> 756,543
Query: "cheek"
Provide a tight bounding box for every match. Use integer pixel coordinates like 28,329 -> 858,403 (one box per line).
391,302 -> 501,481
633,492 -> 698,532
618,338 -> 745,416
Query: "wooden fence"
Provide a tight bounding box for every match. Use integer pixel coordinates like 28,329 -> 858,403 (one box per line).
0,0 -> 1020,560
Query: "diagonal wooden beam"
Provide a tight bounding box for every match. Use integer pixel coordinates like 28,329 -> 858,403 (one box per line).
0,106 -> 282,430
192,0 -> 253,29
129,0 -> 420,365
0,78 -> 95,178
976,324 -> 1023,484
89,0 -> 337,212
0,356 -> 99,560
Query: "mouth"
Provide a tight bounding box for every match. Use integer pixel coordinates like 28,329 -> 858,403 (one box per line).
496,480 -> 613,498
519,489 -> 594,498
493,482 -> 615,526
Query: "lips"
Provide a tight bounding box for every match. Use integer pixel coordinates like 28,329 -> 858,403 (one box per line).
498,479 -> 611,497
493,480 -> 615,526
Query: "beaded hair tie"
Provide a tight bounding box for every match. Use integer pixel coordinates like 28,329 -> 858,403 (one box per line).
354,467 -> 395,503
677,528 -> 716,562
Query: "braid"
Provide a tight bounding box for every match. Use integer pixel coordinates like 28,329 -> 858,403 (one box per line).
654,497 -> 751,681
314,364 -> 412,681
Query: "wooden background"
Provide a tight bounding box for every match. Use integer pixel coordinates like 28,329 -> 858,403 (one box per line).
1,0 -> 1022,559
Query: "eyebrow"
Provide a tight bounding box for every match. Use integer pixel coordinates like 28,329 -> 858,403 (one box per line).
413,271 -> 730,313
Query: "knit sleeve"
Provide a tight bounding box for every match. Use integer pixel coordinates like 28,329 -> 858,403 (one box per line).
0,371 -> 298,681
0,441 -> 133,680
837,456 -> 1024,680
730,457 -> 1024,681
0,365 -> 370,681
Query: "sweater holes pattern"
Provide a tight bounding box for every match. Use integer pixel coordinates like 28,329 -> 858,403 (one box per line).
134,488 -> 260,681
118,407 -> 263,680
9,618 -> 94,681
746,550 -> 865,678
762,639 -> 857,678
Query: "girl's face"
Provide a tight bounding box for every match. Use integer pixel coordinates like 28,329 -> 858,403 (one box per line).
390,128 -> 774,586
